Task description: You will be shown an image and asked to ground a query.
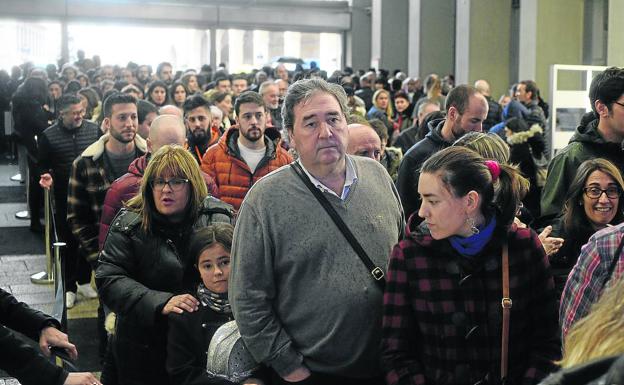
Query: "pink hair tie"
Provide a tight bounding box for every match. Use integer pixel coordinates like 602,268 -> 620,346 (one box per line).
484,160 -> 501,181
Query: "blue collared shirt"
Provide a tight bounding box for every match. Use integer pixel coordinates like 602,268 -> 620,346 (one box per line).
298,157 -> 358,201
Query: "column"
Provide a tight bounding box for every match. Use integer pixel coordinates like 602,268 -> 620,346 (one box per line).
607,0 -> 624,66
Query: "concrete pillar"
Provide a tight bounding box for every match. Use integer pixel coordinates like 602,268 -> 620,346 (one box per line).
518,0 -> 537,82
607,0 -> 624,66
346,0 -> 371,71
418,0 -> 455,79
371,0 -> 409,71
465,0 -> 511,99
407,0 -> 420,77
210,27 -> 217,69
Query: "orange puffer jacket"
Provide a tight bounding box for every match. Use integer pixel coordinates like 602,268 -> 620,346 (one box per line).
201,126 -> 293,210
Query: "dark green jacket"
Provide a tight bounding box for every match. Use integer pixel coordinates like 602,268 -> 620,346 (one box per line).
540,118 -> 624,225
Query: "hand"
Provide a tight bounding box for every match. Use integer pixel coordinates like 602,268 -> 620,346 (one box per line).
513,216 -> 527,229
64,372 -> 101,385
282,366 -> 311,382
39,326 -> 78,360
39,173 -> 53,189
162,294 -> 199,315
539,226 -> 564,256
242,378 -> 265,385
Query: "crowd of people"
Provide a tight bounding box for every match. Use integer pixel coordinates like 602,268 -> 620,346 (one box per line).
0,52 -> 623,385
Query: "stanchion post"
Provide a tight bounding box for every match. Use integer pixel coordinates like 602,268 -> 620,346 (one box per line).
53,242 -> 67,332
31,188 -> 54,284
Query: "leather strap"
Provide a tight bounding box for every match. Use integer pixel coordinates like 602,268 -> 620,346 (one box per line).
290,162 -> 385,290
501,242 -> 511,381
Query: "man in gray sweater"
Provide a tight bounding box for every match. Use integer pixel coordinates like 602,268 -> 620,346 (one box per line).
229,78 -> 404,385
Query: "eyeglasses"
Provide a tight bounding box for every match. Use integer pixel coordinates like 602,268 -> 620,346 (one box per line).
614,101 -> 624,108
583,186 -> 621,199
151,177 -> 189,192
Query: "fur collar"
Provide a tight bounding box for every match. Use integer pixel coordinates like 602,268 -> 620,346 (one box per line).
506,124 -> 543,145
81,133 -> 147,161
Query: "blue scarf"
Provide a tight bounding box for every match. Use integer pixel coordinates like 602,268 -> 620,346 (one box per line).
449,217 -> 497,257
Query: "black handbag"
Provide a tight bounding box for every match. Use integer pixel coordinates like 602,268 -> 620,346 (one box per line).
290,162 -> 386,290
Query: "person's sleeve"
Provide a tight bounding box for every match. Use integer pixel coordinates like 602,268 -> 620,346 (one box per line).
395,155 -> 421,224
98,186 -> 123,251
522,230 -> 561,384
67,158 -> 99,262
228,203 -> 303,377
539,152 -> 576,227
37,133 -> 53,176
559,235 -> 605,339
0,325 -> 68,385
95,227 -> 173,328
200,149 -> 218,181
166,314 -> 236,385
381,242 -> 426,385
0,289 -> 60,341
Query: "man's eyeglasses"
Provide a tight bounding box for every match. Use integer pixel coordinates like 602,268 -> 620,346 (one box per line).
613,101 -> 624,108
151,178 -> 189,192
583,186 -> 621,199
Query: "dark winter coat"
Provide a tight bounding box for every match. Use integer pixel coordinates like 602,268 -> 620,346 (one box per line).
166,305 -> 235,385
540,118 -> 624,226
381,223 -> 560,385
11,94 -> 50,157
96,197 -> 234,385
395,118 -> 450,221
38,119 -> 100,205
0,288 -> 67,385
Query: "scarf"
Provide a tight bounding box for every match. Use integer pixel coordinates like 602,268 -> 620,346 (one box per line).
449,217 -> 497,257
196,283 -> 231,314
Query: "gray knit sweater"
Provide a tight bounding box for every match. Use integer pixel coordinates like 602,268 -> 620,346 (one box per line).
230,156 -> 404,378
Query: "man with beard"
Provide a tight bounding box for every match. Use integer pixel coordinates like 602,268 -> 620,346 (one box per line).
201,91 -> 292,210
260,80 -> 282,129
67,93 -> 146,362
395,84 -> 488,221
68,93 -> 146,266
39,94 -> 100,308
184,95 -> 219,164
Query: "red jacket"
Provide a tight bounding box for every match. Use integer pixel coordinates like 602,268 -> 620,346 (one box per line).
200,127 -> 292,210
98,154 -> 220,249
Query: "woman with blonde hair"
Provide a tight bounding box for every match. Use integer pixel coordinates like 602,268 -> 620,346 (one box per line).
96,145 -> 233,385
367,89 -> 395,137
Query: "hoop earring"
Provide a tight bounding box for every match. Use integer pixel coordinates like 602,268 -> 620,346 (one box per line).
466,217 -> 480,235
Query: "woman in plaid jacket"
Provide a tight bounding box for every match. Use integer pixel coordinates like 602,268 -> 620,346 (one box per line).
381,146 -> 560,385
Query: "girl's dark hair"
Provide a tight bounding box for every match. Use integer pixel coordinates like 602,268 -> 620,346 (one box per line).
188,224 -> 234,266
146,80 -> 170,107
421,146 -> 527,227
185,223 -> 234,286
169,81 -> 189,108
563,158 -> 624,237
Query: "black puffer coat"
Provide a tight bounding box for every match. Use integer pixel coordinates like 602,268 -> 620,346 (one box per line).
96,196 -> 234,385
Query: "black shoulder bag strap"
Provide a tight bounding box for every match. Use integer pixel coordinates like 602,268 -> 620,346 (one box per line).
290,162 -> 386,290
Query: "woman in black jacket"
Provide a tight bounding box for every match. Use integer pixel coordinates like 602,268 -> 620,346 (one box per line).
166,224 -> 265,385
549,158 -> 624,297
96,145 -> 234,385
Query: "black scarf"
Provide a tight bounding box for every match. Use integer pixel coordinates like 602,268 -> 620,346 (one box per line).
196,283 -> 231,314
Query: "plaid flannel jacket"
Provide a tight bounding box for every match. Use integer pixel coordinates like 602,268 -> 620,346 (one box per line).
67,134 -> 146,263
559,224 -> 624,339
381,224 -> 560,385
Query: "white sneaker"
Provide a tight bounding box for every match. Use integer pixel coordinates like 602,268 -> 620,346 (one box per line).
76,283 -> 98,299
66,292 -> 76,309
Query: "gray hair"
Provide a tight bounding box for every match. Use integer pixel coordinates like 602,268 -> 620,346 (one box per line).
281,78 -> 349,131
